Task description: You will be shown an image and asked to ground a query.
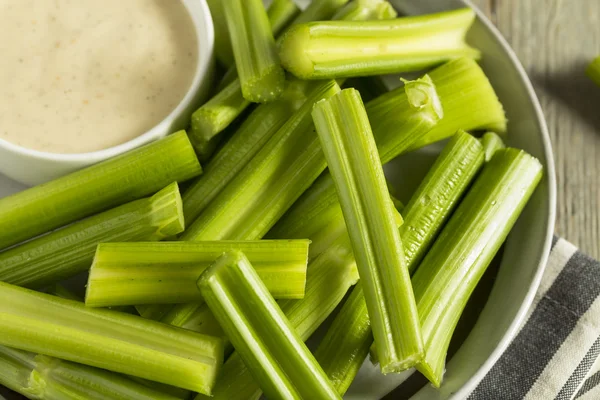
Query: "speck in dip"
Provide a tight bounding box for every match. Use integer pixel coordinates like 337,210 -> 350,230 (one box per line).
0,0 -> 198,153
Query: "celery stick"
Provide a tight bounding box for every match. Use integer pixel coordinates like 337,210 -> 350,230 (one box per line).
332,0 -> 397,21
0,283 -> 223,394
223,0 -> 285,102
184,80 -> 309,224
0,183 -> 184,289
314,283 -> 371,396
481,131 -> 506,161
50,284 -> 138,315
0,131 -> 201,251
268,0 -> 301,37
198,251 -> 341,400
587,56 -> 600,87
290,0 -> 350,26
279,9 -> 480,79
136,304 -> 174,320
85,240 -> 309,307
207,0 -> 234,67
182,80 -> 340,241
0,346 -> 181,400
313,88 -> 423,372
413,148 -> 542,386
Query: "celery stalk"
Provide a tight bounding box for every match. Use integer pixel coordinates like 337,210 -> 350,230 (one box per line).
413,148 -> 542,386
198,251 -> 341,400
332,0 -> 397,21
181,80 -> 340,241
0,346 -> 181,400
0,283 -> 223,394
312,88 -> 423,372
290,0 -> 350,26
314,283 -> 371,396
587,56 -> 600,87
0,183 -> 184,289
268,0 -> 301,37
481,131 -> 506,161
0,131 -> 200,251
185,80 -> 309,224
85,240 -> 309,307
135,304 -> 174,320
279,8 -> 480,79
223,0 -> 285,102
207,0 -> 234,67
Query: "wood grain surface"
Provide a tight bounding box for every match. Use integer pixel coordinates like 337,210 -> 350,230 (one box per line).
472,0 -> 600,258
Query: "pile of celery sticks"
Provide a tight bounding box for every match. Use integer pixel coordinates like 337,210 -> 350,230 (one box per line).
0,0 -> 544,399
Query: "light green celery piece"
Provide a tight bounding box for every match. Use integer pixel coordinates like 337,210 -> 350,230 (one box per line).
0,283 -> 223,394
587,56 -> 600,87
0,131 -> 200,251
207,0 -> 234,67
268,0 -> 301,37
0,183 -> 184,289
401,130 -> 485,273
198,251 -> 341,400
312,88 -> 423,372
223,0 -> 285,102
481,131 -> 506,161
332,0 -> 397,21
85,240 -> 309,307
314,283 -> 371,396
184,80 -> 310,224
195,235 -> 360,400
181,80 -> 340,242
290,0 -> 350,26
135,304 -> 174,320
405,58 -> 507,151
0,346 -> 181,400
279,8 -> 480,79
413,148 -> 543,386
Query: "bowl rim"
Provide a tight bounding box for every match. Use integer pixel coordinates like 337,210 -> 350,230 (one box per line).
0,0 -> 214,162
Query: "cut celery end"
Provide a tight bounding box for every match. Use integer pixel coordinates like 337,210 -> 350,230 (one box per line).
207,0 -> 234,67
268,0 -> 301,37
313,88 -> 423,372
0,183 -> 184,289
223,0 -> 285,102
181,80 -> 340,242
587,56 -> 600,87
481,131 -> 506,161
198,251 -> 340,400
412,148 -> 543,387
279,8 -> 480,79
332,0 -> 397,21
314,283 -> 372,396
0,131 -> 200,251
85,240 -> 309,307
0,283 -> 223,394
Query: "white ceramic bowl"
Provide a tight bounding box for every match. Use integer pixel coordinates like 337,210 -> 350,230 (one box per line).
343,1 -> 557,399
0,0 -> 215,186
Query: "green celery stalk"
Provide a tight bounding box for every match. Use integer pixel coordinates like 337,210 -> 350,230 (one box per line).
279,8 -> 480,79
195,235 -> 361,400
0,183 -> 184,288
481,131 -> 506,161
0,283 -> 223,394
135,304 -> 174,320
268,0 -> 301,37
223,0 -> 285,102
207,0 -> 234,67
198,251 -> 341,400
85,240 -> 309,307
181,80 -> 340,241
413,148 -> 542,386
0,346 -> 181,400
587,56 -> 600,87
332,0 -> 397,21
290,0 -> 350,26
48,284 -> 81,302
0,131 -> 201,251
312,88 -> 423,373
184,80 -> 310,224
313,283 -> 371,396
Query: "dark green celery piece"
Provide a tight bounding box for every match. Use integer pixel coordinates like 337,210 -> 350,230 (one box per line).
290,0 -> 350,26
0,131 -> 200,251
268,0 -> 301,37
207,0 -> 234,67
481,131 -> 506,161
0,283 -> 223,394
136,304 -> 174,320
0,183 -> 184,288
587,56 -> 600,87
412,148 -> 542,386
197,251 -> 340,400
312,88 -> 422,372
332,0 -> 397,21
279,9 -> 479,79
85,240 -> 309,307
0,346 -> 181,400
181,80 -> 340,241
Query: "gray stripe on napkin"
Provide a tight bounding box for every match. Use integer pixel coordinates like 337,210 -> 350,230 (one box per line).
556,336 -> 600,399
576,370 -> 600,398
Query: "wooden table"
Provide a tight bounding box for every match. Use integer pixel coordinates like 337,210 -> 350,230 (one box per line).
472,0 -> 600,258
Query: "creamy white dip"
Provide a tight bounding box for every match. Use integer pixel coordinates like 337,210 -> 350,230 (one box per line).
0,0 -> 198,153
